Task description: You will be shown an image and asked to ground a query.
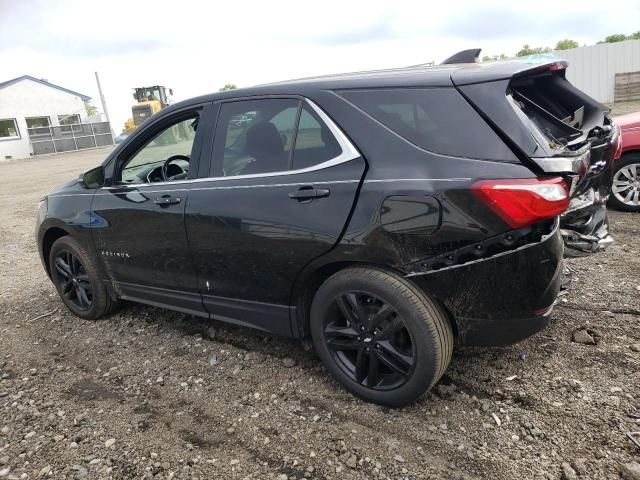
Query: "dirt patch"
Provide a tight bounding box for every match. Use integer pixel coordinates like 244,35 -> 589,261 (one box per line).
66,379 -> 122,402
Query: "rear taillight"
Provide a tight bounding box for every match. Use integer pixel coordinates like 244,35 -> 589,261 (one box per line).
471,177 -> 570,228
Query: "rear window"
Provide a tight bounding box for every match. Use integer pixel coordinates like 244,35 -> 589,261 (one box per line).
339,88 -> 514,160
509,71 -> 605,147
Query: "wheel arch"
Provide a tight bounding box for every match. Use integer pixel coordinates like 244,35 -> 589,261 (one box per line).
291,260 -> 458,340
609,150 -> 640,212
40,226 -> 71,279
620,149 -> 640,159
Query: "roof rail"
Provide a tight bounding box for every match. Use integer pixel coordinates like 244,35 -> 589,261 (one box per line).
441,49 -> 482,65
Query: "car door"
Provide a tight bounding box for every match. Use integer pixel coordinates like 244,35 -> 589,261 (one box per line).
92,104 -> 213,315
185,97 -> 366,335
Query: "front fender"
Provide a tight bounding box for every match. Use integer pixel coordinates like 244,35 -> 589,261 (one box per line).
36,190 -> 98,278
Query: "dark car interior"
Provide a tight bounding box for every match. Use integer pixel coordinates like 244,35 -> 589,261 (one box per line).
119,116 -> 198,184
241,121 -> 289,174
219,101 -> 342,177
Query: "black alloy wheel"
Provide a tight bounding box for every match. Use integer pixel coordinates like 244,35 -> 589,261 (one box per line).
310,267 -> 453,407
323,291 -> 415,390
53,249 -> 93,311
48,236 -> 119,320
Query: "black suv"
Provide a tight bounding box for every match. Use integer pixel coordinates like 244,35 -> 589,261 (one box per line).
37,55 -> 618,406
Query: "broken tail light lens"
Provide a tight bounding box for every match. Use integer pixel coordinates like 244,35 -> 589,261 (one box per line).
472,177 -> 570,228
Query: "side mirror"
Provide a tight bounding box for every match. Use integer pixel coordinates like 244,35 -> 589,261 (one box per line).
80,166 -> 105,189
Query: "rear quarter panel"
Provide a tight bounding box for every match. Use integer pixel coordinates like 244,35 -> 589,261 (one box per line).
300,91 -> 540,270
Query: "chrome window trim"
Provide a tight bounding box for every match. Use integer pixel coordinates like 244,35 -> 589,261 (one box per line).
97,180 -> 361,196
51,178 -> 469,198
103,99 -> 361,190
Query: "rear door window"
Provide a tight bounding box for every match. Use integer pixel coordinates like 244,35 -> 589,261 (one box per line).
212,99 -> 343,177
292,104 -> 342,170
339,88 -> 514,160
213,99 -> 298,177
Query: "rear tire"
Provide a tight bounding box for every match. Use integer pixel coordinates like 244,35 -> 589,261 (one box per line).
310,267 -> 453,407
608,153 -> 640,212
49,236 -> 119,320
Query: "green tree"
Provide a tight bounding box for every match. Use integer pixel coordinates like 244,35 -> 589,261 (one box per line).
599,33 -> 628,43
630,31 -> 640,40
219,84 -> 237,91
555,39 -> 579,50
84,100 -> 98,116
516,44 -> 552,57
482,53 -> 508,62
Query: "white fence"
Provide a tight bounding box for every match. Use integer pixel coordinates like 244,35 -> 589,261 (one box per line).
553,39 -> 640,104
27,121 -> 113,155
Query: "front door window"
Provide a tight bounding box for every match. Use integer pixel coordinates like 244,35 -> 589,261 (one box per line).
120,116 -> 198,184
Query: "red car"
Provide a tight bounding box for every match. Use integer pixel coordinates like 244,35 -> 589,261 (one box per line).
610,111 -> 640,211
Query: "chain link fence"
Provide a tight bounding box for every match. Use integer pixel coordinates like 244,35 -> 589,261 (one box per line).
28,121 -> 113,155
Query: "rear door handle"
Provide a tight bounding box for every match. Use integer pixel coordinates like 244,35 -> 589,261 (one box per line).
288,188 -> 330,201
154,195 -> 181,206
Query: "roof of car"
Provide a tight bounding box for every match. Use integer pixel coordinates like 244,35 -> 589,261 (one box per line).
259,64 -> 460,88
169,56 -> 567,111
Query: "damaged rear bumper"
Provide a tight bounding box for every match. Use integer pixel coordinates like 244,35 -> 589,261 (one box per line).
530,119 -> 619,256
560,188 -> 613,256
407,219 -> 563,347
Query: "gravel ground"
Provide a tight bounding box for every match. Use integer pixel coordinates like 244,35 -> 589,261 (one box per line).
1,147 -> 639,480
608,100 -> 640,117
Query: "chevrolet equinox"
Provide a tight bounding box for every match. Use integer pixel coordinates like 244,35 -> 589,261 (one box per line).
37,53 -> 619,406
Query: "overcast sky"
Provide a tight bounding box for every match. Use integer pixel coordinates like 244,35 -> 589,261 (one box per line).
1,0 -> 638,131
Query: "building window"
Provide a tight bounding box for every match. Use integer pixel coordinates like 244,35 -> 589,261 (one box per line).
0,119 -> 20,140
26,116 -> 51,128
58,114 -> 81,135
26,117 -> 52,139
58,114 -> 81,126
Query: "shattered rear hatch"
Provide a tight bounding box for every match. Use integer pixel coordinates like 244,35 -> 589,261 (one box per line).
509,62 -> 618,255
453,57 -> 620,255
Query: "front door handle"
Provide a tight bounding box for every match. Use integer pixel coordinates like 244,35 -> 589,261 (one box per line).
154,195 -> 181,207
288,187 -> 330,201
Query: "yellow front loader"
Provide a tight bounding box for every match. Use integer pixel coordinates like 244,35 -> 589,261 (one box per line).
122,86 -> 173,135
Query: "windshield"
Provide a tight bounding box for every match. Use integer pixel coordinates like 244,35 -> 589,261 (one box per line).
135,87 -> 164,103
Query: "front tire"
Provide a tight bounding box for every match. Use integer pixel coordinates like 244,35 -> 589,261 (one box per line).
49,236 -> 119,319
310,267 -> 453,407
608,153 -> 640,212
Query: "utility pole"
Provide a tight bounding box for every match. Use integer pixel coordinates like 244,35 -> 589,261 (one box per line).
94,72 -> 110,124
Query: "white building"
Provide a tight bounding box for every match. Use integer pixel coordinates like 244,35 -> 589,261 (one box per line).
553,39 -> 640,104
0,75 -> 91,160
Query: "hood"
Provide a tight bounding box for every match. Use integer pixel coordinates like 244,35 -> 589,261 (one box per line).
44,177 -> 83,198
